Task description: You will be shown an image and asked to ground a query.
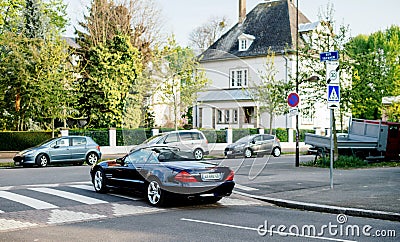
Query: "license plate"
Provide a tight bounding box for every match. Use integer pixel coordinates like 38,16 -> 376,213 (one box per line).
201,173 -> 222,181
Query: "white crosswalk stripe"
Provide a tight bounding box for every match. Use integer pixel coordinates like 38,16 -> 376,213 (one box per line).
234,184 -> 259,191
0,190 -> 58,209
69,184 -> 142,201
28,187 -> 108,205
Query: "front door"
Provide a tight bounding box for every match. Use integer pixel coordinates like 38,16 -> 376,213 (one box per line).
49,137 -> 71,162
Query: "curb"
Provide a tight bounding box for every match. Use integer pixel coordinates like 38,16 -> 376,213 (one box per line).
233,191 -> 400,222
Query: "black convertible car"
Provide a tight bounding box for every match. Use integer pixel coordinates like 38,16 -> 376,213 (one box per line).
90,147 -> 235,206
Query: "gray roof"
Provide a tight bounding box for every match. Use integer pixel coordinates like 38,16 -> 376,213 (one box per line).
197,89 -> 253,102
200,0 -> 310,62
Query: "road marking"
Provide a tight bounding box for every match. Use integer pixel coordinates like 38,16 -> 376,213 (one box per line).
218,198 -> 261,206
28,187 -> 108,205
180,218 -> 356,242
113,204 -> 164,216
47,209 -> 106,224
68,184 -> 142,201
68,184 -> 94,191
0,191 -> 58,209
234,184 -> 259,191
0,219 -> 38,231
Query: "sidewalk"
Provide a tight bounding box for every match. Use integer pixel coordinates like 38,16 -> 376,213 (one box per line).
232,156 -> 400,222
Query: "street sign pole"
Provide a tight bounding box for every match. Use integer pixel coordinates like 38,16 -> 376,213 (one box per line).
321,51 -> 339,189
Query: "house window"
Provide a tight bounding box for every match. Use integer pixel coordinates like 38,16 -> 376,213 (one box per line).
233,110 -> 238,123
230,69 -> 248,88
225,110 -> 230,123
240,40 -> 247,50
218,110 -> 223,123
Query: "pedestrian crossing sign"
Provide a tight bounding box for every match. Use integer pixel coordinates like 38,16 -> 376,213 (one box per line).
327,84 -> 340,109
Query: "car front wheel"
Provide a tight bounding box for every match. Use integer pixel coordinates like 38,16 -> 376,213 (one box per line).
272,147 -> 281,157
36,154 -> 49,167
244,148 -> 252,158
86,152 -> 99,165
147,179 -> 165,207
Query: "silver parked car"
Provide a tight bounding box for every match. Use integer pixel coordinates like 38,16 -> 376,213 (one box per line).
13,136 -> 102,167
224,134 -> 281,158
137,130 -> 209,160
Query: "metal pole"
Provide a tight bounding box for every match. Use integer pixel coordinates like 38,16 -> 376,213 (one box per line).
295,0 -> 299,167
330,108 -> 334,189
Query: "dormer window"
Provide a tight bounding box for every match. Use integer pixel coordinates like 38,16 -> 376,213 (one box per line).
238,33 -> 255,51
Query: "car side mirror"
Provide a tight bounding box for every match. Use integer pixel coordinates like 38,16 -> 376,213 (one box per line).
54,145 -> 60,149
252,140 -> 256,144
116,158 -> 124,165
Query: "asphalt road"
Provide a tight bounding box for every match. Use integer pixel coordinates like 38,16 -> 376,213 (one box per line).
0,156 -> 398,241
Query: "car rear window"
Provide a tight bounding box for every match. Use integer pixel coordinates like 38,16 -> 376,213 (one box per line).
72,137 -> 87,146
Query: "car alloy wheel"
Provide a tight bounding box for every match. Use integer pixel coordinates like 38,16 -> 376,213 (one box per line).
37,154 -> 49,167
147,179 -> 164,206
86,152 -> 98,165
193,148 -> 204,160
244,148 -> 252,158
272,147 -> 281,157
94,169 -> 107,193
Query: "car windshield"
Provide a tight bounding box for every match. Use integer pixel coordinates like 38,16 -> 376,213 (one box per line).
145,148 -> 196,162
36,138 -> 58,147
235,136 -> 253,143
142,134 -> 164,145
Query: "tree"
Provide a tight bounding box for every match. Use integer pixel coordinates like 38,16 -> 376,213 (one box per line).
156,37 -> 209,130
345,25 -> 400,120
76,34 -> 143,128
188,16 -> 230,52
0,0 -> 70,131
250,50 -> 292,133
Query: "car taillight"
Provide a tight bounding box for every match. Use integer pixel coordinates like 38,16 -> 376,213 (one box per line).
175,171 -> 198,183
96,145 -> 101,151
226,170 -> 234,181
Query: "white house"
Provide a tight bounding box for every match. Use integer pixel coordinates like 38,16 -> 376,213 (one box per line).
192,0 -> 346,138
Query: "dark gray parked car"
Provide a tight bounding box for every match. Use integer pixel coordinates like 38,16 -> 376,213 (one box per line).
13,136 -> 102,167
224,134 -> 281,158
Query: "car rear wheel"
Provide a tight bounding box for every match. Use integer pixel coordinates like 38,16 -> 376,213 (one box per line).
36,154 -> 49,167
244,148 -> 252,158
86,152 -> 99,165
147,178 -> 165,207
193,148 -> 204,160
93,169 -> 107,193
272,147 -> 281,157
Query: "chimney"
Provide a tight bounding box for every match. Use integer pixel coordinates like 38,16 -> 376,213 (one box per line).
239,0 -> 246,23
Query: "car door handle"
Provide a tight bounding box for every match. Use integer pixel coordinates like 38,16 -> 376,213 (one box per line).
136,166 -> 142,170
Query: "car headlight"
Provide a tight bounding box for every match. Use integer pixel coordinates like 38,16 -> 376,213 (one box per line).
23,150 -> 35,156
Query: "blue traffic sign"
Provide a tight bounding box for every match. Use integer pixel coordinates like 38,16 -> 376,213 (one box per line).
320,51 -> 339,62
327,85 -> 340,102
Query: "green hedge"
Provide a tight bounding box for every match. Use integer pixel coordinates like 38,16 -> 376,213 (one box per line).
201,129 -> 226,143
0,131 -> 53,151
116,128 -> 152,145
232,128 -> 258,142
69,129 -> 109,146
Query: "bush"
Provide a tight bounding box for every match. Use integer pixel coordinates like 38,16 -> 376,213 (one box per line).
116,128 -> 151,145
275,128 -> 288,142
232,128 -> 258,142
0,131 -> 53,151
304,155 -> 368,168
201,129 -> 226,143
69,129 -> 109,146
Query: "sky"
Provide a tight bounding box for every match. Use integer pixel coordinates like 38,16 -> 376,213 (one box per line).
63,0 -> 400,46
